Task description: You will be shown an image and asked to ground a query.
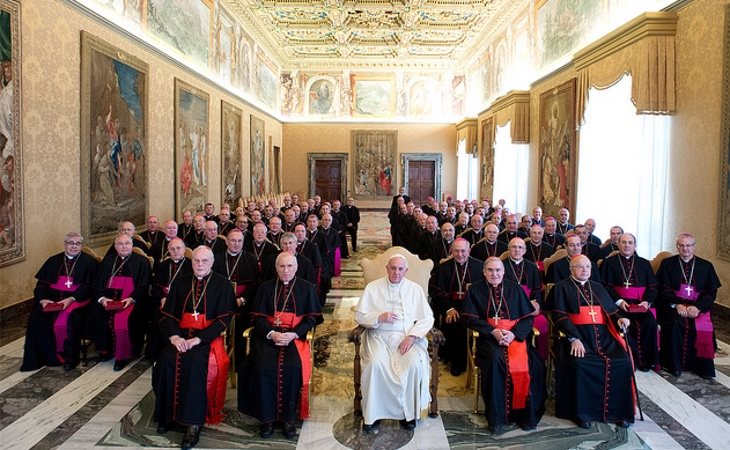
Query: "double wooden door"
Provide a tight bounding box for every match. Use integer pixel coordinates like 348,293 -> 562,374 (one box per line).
407,160 -> 435,206
313,159 -> 342,202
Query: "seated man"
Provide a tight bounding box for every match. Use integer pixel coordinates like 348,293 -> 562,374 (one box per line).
355,254 -> 434,433
548,255 -> 634,429
21,232 -> 99,371
91,233 -> 151,371
656,232 -> 722,378
238,253 -> 322,439
153,246 -> 234,449
462,257 -> 545,435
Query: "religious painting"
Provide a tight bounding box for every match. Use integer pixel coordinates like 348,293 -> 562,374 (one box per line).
250,114 -> 265,196
215,7 -> 234,83
718,4 -> 730,261
352,74 -> 395,118
451,75 -> 466,117
407,78 -> 436,118
538,78 -> 577,218
174,79 -> 209,218
147,0 -> 211,67
235,31 -> 252,93
536,0 -> 602,70
0,0 -> 22,266
256,56 -> 277,109
89,0 -> 145,26
308,78 -> 334,116
80,32 -> 148,247
352,130 -> 397,200
280,71 -> 303,116
480,117 -> 495,202
221,100 -> 242,206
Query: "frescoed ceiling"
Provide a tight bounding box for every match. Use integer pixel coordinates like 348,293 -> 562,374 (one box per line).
223,0 -> 518,69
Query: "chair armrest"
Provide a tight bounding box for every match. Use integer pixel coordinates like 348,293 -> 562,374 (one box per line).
427,327 -> 445,347
348,325 -> 367,345
306,329 -> 314,341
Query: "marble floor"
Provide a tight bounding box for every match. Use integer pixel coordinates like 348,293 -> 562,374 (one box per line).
2,212 -> 730,450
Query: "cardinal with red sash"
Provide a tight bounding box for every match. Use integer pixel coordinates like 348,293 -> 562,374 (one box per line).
656,233 -> 722,379
21,232 -> 99,372
237,252 -> 323,439
548,255 -> 635,429
91,234 -> 150,371
600,233 -> 659,371
153,246 -> 235,450
461,257 -> 545,435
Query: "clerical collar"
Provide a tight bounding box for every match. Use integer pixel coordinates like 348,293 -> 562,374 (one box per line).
387,279 -> 403,288
681,256 -> 694,263
622,254 -> 633,260
173,258 -> 183,263
196,272 -> 210,280
228,251 -> 239,257
531,240 -> 542,246
510,258 -> 522,265
570,276 -> 587,286
65,253 -> 76,259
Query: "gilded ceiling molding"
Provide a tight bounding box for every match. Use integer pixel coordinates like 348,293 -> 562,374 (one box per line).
573,11 -> 678,123
456,117 -> 478,156
488,90 -> 530,144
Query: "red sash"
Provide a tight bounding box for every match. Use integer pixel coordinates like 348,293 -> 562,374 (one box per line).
486,318 -> 530,409
451,291 -> 466,301
535,261 -> 545,273
568,306 -> 628,352
179,313 -> 230,425
266,311 -> 313,419
232,282 -> 247,297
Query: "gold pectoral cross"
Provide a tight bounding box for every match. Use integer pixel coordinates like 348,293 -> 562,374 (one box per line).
588,307 -> 597,324
493,314 -> 500,325
192,310 -> 199,320
274,316 -> 281,327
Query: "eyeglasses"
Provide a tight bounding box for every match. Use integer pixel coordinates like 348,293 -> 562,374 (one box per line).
64,241 -> 82,246
570,265 -> 592,270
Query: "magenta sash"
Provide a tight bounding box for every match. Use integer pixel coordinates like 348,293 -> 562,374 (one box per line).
534,313 -> 549,360
521,285 -> 531,298
108,276 -> 135,360
614,286 -> 646,301
675,285 -> 714,359
676,284 -> 699,301
334,247 -> 342,276
234,283 -> 247,297
48,276 -> 88,353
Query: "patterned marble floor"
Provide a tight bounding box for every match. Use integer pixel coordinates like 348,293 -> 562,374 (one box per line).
1,212 -> 730,449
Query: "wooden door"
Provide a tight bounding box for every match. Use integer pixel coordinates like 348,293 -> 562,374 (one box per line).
314,159 -> 342,202
407,160 -> 435,206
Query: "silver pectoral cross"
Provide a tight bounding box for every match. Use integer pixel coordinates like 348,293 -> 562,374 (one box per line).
685,285 -> 694,296
192,310 -> 199,320
623,280 -> 631,289
274,316 -> 281,327
64,279 -> 73,289
493,314 -> 500,324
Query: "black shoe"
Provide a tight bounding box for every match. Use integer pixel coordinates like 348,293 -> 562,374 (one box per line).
577,421 -> 592,429
400,419 -> 416,430
97,353 -> 113,363
283,422 -> 297,439
156,422 -> 168,434
664,367 -> 681,377
362,419 -> 380,433
450,366 -> 464,377
519,423 -> 536,431
181,425 -> 200,449
638,366 -> 650,372
113,359 -> 129,371
260,422 -> 274,438
615,420 -> 631,428
63,360 -> 79,371
489,424 -> 504,435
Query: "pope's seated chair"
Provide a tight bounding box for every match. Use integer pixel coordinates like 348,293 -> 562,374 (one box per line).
348,246 -> 444,418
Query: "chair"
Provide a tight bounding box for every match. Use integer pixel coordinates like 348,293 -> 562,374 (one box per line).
349,246 -> 444,418
651,250 -> 672,274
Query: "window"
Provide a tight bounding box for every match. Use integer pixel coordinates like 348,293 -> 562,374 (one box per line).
456,138 -> 480,201
577,74 -> 670,257
493,122 -> 529,214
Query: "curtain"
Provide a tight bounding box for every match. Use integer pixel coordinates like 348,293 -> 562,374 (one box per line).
493,122 -> 529,215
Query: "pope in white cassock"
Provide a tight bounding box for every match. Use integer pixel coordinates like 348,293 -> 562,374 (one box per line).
355,254 -> 435,433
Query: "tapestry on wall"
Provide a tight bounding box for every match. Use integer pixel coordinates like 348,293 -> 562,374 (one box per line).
480,116 -> 495,202
0,0 -> 21,266
718,4 -> 730,261
352,130 -> 397,200
174,79 -> 209,217
250,114 -> 265,196
221,100 -> 242,205
538,78 -> 577,218
80,31 -> 148,246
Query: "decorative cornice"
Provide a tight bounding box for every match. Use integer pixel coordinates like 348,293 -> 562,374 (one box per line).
489,90 -> 530,112
455,117 -> 478,131
573,12 -> 678,71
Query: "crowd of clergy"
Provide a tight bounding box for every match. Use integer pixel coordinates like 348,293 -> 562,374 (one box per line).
19,188 -> 722,448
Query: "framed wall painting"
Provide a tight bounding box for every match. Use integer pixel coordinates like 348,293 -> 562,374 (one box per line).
146,0 -> 211,67
221,100 -> 242,206
80,31 -> 148,247
480,116 -> 495,202
0,0 -> 22,266
538,78 -> 577,218
352,74 -> 395,118
174,79 -> 209,217
718,4 -> 730,261
250,114 -> 265,196
352,130 -> 397,200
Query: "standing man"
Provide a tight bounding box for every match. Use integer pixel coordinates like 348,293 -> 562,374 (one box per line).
471,223 -> 508,262
140,215 -> 162,250
429,222 -> 455,267
542,216 -> 566,249
460,214 -> 485,246
149,220 -> 179,264
153,246 -> 234,448
91,234 -> 151,370
238,253 -> 322,439
546,234 -> 602,284
202,220 -> 226,254
177,210 -> 195,243
556,208 -> 574,235
429,238 -> 484,376
600,233 -> 659,371
184,214 -> 206,249
601,225 -> 624,259
462,257 -> 545,435
355,255 -> 434,433
548,255 -> 634,429
21,232 -> 99,372
656,233 -> 722,378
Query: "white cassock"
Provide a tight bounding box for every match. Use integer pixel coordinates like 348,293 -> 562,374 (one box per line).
355,277 -> 435,424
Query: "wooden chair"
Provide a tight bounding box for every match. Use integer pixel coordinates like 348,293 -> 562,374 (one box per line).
349,246 -> 444,418
651,250 -> 672,274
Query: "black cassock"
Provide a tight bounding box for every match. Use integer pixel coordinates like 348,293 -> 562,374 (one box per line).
21,252 -> 99,371
656,255 -> 721,378
600,254 -> 659,369
146,257 -> 192,361
428,256 -> 484,372
461,279 -> 545,429
238,277 -> 323,423
548,278 -> 635,424
153,272 -> 234,426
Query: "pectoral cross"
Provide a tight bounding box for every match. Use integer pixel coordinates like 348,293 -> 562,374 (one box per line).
274,316 -> 281,327
493,314 -> 500,325
64,279 -> 73,289
685,285 -> 694,296
623,280 -> 632,289
192,310 -> 199,320
588,307 -> 598,324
